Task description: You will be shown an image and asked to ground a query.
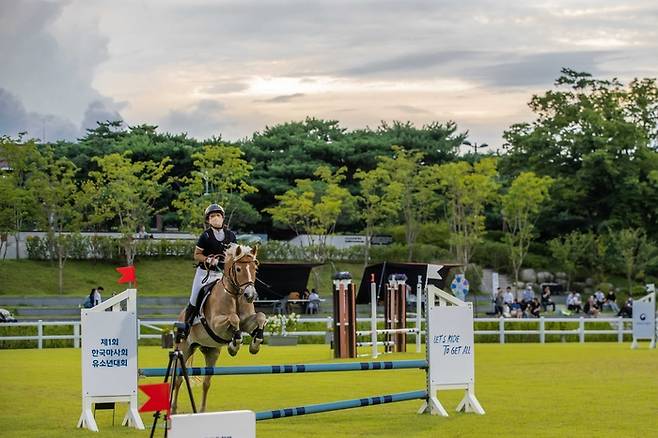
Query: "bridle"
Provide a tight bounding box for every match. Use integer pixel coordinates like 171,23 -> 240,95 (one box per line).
222,254 -> 258,297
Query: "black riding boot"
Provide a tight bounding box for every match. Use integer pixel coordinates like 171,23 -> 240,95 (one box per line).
183,303 -> 197,338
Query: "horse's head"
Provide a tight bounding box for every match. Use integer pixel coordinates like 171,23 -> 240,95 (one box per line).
223,243 -> 259,303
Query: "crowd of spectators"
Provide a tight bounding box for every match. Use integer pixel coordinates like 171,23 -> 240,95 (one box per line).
494,284 -> 634,319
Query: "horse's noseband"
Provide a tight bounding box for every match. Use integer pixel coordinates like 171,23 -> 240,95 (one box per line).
223,258 -> 256,297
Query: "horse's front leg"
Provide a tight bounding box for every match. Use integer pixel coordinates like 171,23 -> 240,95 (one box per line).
199,346 -> 220,412
238,299 -> 267,354
210,313 -> 241,356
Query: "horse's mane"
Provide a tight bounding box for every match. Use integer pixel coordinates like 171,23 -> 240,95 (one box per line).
225,243 -> 255,261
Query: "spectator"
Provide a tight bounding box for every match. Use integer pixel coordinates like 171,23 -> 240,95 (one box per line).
307,289 -> 321,314
617,298 -> 633,318
522,285 -> 535,305
528,297 -> 541,318
594,289 -> 606,311
494,288 -> 504,316
584,295 -> 600,317
301,288 -> 310,300
510,299 -> 524,318
90,287 -> 103,307
503,287 -> 515,308
540,286 -> 556,312
604,290 -> 620,313
568,293 -> 583,314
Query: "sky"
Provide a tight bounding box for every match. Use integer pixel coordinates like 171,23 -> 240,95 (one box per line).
1,0 -> 657,149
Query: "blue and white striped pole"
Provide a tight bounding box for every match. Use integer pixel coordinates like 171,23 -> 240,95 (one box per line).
255,390 -> 428,420
140,359 -> 428,377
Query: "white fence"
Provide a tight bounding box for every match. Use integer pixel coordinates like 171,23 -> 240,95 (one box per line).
0,316 -> 640,349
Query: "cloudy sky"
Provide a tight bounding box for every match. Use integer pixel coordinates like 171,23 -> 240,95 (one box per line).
1,0 -> 657,148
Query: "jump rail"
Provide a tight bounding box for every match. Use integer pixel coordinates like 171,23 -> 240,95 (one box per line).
139,359 -> 428,377
255,390 -> 428,421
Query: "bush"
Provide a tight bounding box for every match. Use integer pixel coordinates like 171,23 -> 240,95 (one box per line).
472,240 -> 509,273
25,236 -> 49,260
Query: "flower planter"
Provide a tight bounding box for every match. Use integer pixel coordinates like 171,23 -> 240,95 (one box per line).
267,335 -> 299,346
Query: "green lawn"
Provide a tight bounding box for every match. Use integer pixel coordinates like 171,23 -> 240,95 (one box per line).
0,259 -> 365,296
0,343 -> 656,437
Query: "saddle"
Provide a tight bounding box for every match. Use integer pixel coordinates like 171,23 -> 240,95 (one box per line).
191,280 -> 219,325
192,279 -> 240,345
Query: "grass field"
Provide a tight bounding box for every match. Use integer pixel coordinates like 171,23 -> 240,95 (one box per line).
0,343 -> 656,437
0,259 -> 364,296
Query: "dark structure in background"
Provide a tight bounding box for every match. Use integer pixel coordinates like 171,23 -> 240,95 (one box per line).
356,262 -> 459,304
255,263 -> 323,300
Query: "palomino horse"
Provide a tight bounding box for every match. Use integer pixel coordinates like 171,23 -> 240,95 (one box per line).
172,243 -> 267,412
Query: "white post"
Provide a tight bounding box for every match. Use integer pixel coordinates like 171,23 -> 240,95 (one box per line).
77,288 -> 144,432
326,316 -> 332,345
416,275 -> 422,353
579,317 -> 585,343
499,317 -> 505,344
617,316 -> 623,343
539,317 -> 545,344
370,276 -> 378,358
37,319 -> 43,349
74,322 -> 80,348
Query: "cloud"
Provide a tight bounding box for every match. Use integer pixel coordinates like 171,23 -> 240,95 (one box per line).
0,88 -> 78,141
160,99 -> 232,139
0,0 -> 123,140
80,99 -> 125,132
255,93 -> 305,103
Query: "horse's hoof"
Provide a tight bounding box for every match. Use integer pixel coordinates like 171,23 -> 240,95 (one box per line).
228,341 -> 240,356
249,338 -> 263,354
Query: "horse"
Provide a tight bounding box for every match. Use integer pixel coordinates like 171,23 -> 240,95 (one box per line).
172,243 -> 267,413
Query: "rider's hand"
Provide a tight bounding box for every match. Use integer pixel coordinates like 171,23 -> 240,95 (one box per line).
206,256 -> 218,267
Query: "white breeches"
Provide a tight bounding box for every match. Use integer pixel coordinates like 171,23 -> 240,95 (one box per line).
190,267 -> 223,306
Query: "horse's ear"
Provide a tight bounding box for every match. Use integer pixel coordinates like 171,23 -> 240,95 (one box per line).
235,245 -> 242,257
251,245 -> 258,257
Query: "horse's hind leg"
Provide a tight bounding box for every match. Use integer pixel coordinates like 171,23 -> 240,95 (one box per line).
199,346 -> 220,412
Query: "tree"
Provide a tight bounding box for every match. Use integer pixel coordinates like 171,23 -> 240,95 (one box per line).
79,153 -> 171,265
501,172 -> 553,292
173,144 -> 258,233
354,166 -> 398,266
265,166 -> 354,262
0,136 -> 41,260
377,147 -> 440,260
33,149 -> 82,293
615,228 -> 657,295
501,69 -> 658,238
437,157 -> 499,271
548,231 -> 592,292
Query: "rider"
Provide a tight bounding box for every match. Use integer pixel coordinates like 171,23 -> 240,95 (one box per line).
183,203 -> 237,335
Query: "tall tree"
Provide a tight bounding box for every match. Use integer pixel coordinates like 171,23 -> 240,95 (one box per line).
173,144 -> 258,233
438,157 -> 499,272
33,149 -> 82,293
354,166 -> 398,266
501,69 -> 658,238
79,153 -> 171,265
0,136 -> 41,260
377,147 -> 440,260
265,166 -> 354,262
548,231 -> 592,292
501,172 -> 553,292
615,228 -> 657,295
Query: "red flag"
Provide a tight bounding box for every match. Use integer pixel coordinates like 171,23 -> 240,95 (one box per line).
116,265 -> 136,284
138,382 -> 171,414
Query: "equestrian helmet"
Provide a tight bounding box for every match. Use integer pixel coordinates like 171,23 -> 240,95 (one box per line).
204,203 -> 225,221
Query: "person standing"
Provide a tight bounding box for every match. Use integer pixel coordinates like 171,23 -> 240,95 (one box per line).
183,204 -> 237,336
90,286 -> 103,307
